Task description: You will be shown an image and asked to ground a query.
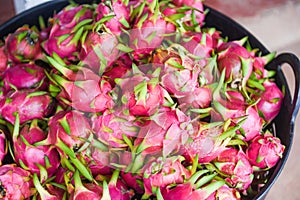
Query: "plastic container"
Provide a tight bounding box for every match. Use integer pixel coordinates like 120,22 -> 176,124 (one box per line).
0,1 -> 299,199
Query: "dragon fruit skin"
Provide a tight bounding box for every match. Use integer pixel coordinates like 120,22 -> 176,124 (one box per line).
103,54 -> 132,87
0,90 -> 55,124
255,81 -> 284,122
0,44 -> 8,75
246,133 -> 285,169
121,172 -> 144,194
91,110 -> 139,148
69,170 -> 102,200
0,130 -> 6,165
47,110 -> 92,152
182,123 -> 228,164
130,12 -> 176,59
5,26 -> 43,63
13,122 -> 60,177
206,184 -> 241,200
143,157 -> 191,197
52,70 -> 113,113
43,4 -> 94,61
214,148 -> 254,191
52,4 -> 94,30
116,74 -> 166,116
217,41 -> 253,88
3,63 -> 47,92
0,164 -> 33,199
80,32 -> 120,73
152,48 -> 200,98
178,86 -> 212,112
134,108 -> 192,157
172,0 -> 205,26
95,1 -> 130,34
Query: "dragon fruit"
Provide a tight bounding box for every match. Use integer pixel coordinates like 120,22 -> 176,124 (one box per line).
121,172 -> 144,194
5,26 -> 43,63
3,63 -> 47,92
182,121 -> 231,164
246,132 -> 285,170
43,4 -> 94,62
151,47 -> 201,98
69,170 -> 102,200
51,4 -> 94,30
47,57 -> 114,112
0,130 -> 6,165
13,119 -> 60,178
142,156 -> 191,198
101,170 -> 134,200
79,31 -> 120,74
47,110 -> 92,152
129,2 -> 176,61
217,40 -> 253,89
0,43 -> 8,76
134,108 -> 193,158
161,171 -> 225,200
255,81 -> 284,122
0,164 -> 33,199
95,0 -> 130,34
206,184 -> 241,200
172,0 -> 205,27
91,110 -> 139,148
214,148 -> 254,191
115,74 -> 167,116
0,90 -> 54,124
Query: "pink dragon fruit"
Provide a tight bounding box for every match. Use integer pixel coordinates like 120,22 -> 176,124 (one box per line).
52,4 -> 94,30
121,172 -> 144,194
161,173 -> 225,200
180,29 -> 221,58
91,110 -> 139,148
172,0 -> 205,28
79,31 -> 120,73
13,119 -> 60,178
47,110 -> 92,152
0,43 -> 8,76
129,3 -> 176,61
182,122 -> 231,164
142,156 -> 191,198
246,132 -> 285,170
214,148 -> 254,191
103,54 -> 132,87
3,63 -> 47,92
134,108 -> 193,157
115,74 -> 166,116
178,86 -> 212,113
0,90 -> 54,124
95,0 -> 130,34
0,164 -> 33,199
206,184 -> 241,200
255,80 -> 284,122
0,130 -> 6,165
69,170 -> 102,200
101,170 -> 134,200
47,57 -> 114,112
151,47 -> 200,98
217,40 -> 253,89
43,4 -> 94,62
5,26 -> 43,63
212,76 -> 263,141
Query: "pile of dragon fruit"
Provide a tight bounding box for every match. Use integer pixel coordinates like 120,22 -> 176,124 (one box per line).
0,0 -> 286,199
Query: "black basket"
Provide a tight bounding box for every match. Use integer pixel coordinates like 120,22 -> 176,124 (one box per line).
0,1 -> 299,199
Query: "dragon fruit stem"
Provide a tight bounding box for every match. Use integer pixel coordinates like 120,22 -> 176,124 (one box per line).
195,173 -> 217,189
101,180 -> 111,200
188,169 -> 210,185
109,169 -> 120,186
201,180 -> 225,199
46,56 -> 74,78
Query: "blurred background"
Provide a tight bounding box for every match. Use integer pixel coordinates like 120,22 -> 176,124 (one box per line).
1,0 -> 300,199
